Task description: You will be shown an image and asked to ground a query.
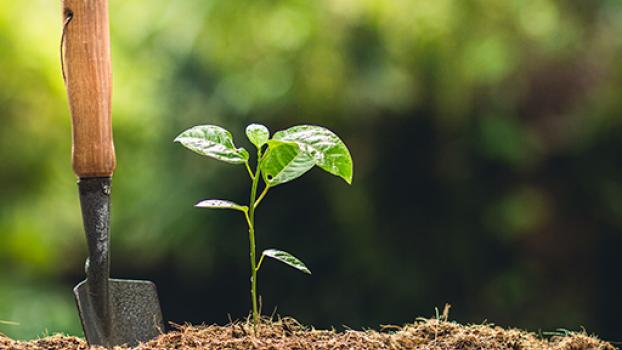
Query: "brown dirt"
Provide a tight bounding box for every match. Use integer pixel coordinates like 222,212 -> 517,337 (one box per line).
0,318 -> 617,350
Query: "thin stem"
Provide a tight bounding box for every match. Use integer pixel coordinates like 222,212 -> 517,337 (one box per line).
247,148 -> 262,326
254,185 -> 270,209
255,253 -> 266,272
245,161 -> 254,180
243,210 -> 252,229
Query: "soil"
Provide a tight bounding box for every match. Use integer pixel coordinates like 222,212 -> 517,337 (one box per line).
0,318 -> 617,350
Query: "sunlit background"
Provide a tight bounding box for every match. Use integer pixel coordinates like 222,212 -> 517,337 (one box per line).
1,0 -> 621,341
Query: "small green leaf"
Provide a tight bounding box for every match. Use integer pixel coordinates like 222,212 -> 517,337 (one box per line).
175,125 -> 249,164
273,125 -> 353,184
246,123 -> 270,148
195,199 -> 248,212
260,140 -> 315,186
262,249 -> 311,274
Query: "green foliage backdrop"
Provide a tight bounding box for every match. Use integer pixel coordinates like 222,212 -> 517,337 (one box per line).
1,0 -> 621,341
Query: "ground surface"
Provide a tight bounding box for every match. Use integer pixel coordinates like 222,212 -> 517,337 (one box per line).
0,318 -> 617,350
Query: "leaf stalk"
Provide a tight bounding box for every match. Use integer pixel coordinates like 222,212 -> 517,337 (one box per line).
254,186 -> 270,209
245,161 -> 255,179
255,253 -> 265,272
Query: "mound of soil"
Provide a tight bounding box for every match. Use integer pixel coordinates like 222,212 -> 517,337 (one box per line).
0,318 -> 616,350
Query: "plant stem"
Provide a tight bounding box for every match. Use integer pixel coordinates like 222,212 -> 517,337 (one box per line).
254,186 -> 269,209
247,149 -> 262,325
256,253 -> 266,272
245,162 -> 254,179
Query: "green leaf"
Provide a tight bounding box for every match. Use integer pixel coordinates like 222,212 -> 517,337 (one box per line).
262,249 -> 311,274
245,123 -> 270,148
273,125 -> 353,184
175,125 -> 249,164
195,199 -> 248,212
260,140 -> 315,186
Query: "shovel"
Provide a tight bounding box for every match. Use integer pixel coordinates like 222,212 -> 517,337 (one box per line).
61,0 -> 164,347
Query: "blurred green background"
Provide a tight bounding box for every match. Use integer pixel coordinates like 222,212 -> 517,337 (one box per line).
1,0 -> 621,341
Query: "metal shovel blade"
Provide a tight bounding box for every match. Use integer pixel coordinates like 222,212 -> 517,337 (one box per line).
75,177 -> 164,347
74,278 -> 163,347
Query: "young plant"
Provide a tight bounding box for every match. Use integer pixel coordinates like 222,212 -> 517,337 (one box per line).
175,123 -> 353,324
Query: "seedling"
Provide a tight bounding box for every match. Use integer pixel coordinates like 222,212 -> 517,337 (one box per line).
175,123 -> 353,324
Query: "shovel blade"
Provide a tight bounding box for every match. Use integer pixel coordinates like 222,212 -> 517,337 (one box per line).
74,279 -> 164,347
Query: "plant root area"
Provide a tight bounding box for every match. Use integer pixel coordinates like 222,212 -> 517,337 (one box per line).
0,318 -> 617,350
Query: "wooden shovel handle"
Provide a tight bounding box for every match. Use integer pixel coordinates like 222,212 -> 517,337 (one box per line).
62,0 -> 115,178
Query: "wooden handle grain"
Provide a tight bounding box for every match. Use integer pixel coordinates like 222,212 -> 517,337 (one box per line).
62,0 -> 115,178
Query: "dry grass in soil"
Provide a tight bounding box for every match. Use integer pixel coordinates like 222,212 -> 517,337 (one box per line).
0,317 -> 617,350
